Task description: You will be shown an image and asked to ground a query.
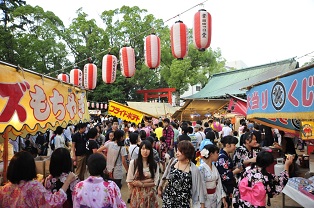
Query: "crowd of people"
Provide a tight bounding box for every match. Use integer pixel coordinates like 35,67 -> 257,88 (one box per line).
0,115 -> 298,208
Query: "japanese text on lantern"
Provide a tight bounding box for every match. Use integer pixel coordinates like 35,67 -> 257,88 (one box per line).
202,13 -> 207,38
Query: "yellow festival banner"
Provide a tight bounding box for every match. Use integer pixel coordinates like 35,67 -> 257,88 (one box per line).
108,100 -> 144,124
301,120 -> 314,140
0,62 -> 90,139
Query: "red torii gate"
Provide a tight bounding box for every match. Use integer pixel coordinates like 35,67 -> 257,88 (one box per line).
137,88 -> 176,104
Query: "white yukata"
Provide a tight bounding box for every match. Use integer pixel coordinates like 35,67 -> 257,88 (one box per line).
199,162 -> 226,208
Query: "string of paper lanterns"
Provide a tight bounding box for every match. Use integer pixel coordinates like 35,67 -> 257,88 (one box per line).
87,101 -> 108,110
57,6 -> 211,87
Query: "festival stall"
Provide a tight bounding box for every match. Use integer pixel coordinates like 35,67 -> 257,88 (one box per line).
245,63 -> 314,207
0,61 -> 90,182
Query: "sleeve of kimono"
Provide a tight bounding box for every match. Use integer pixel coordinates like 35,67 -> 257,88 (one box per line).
233,148 -> 242,167
108,181 -> 127,208
267,170 -> 289,197
193,166 -> 205,204
216,155 -> 234,182
217,174 -> 226,198
198,165 -> 208,201
30,181 -> 67,207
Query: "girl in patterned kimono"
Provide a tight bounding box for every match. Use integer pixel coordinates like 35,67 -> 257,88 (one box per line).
233,132 -> 260,179
233,151 -> 293,208
126,140 -> 159,208
199,144 -> 227,208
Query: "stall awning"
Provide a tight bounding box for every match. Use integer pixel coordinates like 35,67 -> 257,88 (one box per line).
246,63 -> 314,120
0,61 -> 90,139
108,100 -> 157,123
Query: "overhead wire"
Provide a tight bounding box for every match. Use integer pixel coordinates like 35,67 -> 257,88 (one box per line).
45,0 -> 209,76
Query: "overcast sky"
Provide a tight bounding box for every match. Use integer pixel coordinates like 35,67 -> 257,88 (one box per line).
26,0 -> 314,67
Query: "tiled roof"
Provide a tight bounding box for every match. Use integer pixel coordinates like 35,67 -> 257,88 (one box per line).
185,58 -> 298,99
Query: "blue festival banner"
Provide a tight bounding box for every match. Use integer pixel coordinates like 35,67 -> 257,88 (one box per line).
247,67 -> 314,119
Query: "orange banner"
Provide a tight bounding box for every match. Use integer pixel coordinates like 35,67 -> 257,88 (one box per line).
108,100 -> 143,124
0,62 -> 90,138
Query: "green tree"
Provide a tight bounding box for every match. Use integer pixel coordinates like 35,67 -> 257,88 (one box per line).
11,5 -> 68,73
0,0 -> 26,64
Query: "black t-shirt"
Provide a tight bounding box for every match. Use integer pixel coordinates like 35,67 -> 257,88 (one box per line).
86,139 -> 99,159
72,132 -> 87,156
178,134 -> 191,142
204,127 -> 213,135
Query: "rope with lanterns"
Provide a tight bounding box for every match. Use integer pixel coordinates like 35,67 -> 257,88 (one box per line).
56,0 -> 211,88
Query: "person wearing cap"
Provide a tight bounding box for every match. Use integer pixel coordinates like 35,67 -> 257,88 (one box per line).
194,124 -> 205,151
162,118 -> 174,158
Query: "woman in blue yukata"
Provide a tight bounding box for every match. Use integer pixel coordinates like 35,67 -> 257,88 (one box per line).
216,135 -> 242,207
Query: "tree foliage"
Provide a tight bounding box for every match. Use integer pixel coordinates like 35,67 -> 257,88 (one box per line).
0,2 -> 226,105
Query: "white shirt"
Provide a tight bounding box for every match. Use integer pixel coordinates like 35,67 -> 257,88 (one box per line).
128,144 -> 139,160
221,126 -> 232,137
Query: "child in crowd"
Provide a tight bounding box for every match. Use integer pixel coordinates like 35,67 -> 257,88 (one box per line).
159,136 -> 168,172
216,135 -> 242,207
233,151 -> 293,208
199,144 -> 227,208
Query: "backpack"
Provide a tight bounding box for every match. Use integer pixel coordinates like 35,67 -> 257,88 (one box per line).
50,134 -> 56,151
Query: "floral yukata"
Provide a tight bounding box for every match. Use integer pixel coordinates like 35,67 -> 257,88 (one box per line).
199,162 -> 226,208
72,176 -> 126,208
233,166 -> 289,208
0,180 -> 67,208
44,172 -> 80,208
233,146 -> 260,180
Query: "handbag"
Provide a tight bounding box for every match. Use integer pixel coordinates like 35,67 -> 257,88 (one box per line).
106,146 -> 122,179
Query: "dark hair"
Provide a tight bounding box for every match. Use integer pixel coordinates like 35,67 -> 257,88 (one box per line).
87,153 -> 107,180
55,126 -> 64,135
50,148 -> 72,177
205,131 -> 216,141
158,122 -> 163,127
255,151 -> 274,169
233,131 -> 238,137
177,140 -> 195,160
171,122 -> 177,129
181,126 -> 188,135
203,144 -> 219,159
160,136 -> 166,143
163,118 -> 170,123
146,136 -> 155,145
134,140 -> 157,180
196,120 -> 202,125
221,135 -> 238,147
86,128 -> 98,139
204,122 -> 209,128
139,130 -> 147,140
129,132 -> 139,144
187,126 -> 194,134
7,151 -> 37,184
78,122 -> 87,130
114,129 -> 125,146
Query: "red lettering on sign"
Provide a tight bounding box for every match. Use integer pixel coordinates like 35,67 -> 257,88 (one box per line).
288,79 -> 299,107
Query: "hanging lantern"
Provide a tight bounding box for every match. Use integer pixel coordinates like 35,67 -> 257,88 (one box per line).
96,102 -> 99,109
170,20 -> 188,59
83,63 -> 97,90
144,34 -> 161,69
120,46 -> 136,78
91,102 -> 95,108
102,54 -> 117,84
104,103 -> 108,109
193,9 -> 212,51
70,67 -> 83,86
100,103 -> 104,109
87,101 -> 90,108
57,73 -> 69,83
